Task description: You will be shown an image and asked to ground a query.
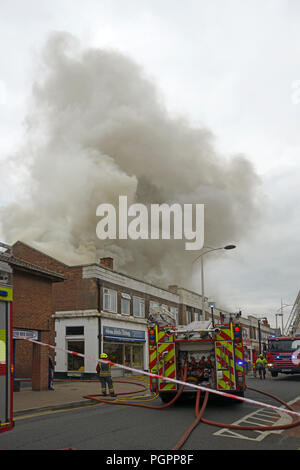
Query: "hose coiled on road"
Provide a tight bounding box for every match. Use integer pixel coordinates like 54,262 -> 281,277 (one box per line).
83,372 -> 300,450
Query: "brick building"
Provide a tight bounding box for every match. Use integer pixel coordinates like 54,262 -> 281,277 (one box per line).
11,242 -> 179,377
11,241 -> 276,380
0,249 -> 64,390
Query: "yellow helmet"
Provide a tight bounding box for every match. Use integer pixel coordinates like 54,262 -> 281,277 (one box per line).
100,353 -> 108,359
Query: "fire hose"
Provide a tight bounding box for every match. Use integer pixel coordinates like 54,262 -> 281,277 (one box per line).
172,385 -> 300,450
22,338 -> 300,449
83,366 -> 188,409
83,366 -> 300,450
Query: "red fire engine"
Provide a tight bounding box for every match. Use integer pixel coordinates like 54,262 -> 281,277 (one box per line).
148,310 -> 246,402
267,335 -> 300,377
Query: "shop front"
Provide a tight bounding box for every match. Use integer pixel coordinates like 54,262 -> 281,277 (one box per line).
102,325 -> 147,375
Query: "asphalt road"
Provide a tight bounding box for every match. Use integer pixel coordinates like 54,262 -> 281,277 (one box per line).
1,373 -> 300,451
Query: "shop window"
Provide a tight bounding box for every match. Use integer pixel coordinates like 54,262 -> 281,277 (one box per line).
104,343 -> 123,365
67,340 -> 84,372
124,344 -> 131,367
103,342 -> 144,369
103,288 -> 117,313
132,345 -> 143,368
133,297 -> 145,318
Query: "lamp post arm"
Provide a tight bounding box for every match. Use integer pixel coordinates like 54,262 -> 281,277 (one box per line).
192,247 -> 224,264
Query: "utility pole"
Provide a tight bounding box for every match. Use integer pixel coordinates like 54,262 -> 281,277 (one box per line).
281,298 -> 284,335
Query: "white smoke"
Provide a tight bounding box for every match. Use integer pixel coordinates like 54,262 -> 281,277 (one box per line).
0,32 -> 261,287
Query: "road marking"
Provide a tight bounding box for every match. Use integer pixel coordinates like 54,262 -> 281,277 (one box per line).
14,402 -> 104,421
213,397 -> 298,442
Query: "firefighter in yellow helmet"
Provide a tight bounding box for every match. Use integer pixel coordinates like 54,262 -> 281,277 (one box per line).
96,353 -> 116,397
255,354 -> 267,379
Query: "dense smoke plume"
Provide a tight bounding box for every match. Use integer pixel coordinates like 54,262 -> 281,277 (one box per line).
0,32 -> 261,288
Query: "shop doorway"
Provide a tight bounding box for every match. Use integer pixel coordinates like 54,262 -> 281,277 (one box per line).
67,340 -> 85,372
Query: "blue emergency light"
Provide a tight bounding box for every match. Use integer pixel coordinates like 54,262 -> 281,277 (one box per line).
149,329 -> 156,345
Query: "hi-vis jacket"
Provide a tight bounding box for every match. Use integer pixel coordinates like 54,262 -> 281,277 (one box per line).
255,357 -> 267,369
96,362 -> 112,377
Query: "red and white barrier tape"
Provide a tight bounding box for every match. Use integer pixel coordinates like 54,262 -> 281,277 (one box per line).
21,336 -> 300,418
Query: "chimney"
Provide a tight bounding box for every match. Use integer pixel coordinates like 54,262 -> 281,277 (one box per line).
168,285 -> 178,294
100,257 -> 114,270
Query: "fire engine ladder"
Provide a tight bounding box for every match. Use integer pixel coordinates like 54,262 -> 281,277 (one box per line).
169,327 -> 220,339
284,290 -> 300,336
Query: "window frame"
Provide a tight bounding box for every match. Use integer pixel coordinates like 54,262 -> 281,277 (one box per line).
103,288 -> 117,313
133,296 -> 145,318
121,296 -> 131,316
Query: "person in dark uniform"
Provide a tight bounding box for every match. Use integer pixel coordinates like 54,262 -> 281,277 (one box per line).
48,354 -> 54,390
96,353 -> 116,397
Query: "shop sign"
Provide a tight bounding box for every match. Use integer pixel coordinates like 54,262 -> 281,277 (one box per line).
103,326 -> 145,341
13,329 -> 40,341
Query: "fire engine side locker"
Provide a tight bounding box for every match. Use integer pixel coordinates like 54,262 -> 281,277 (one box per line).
215,323 -> 237,391
215,340 -> 236,390
157,327 -> 177,392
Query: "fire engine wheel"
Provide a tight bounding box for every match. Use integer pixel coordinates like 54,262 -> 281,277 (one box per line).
230,390 -> 244,401
271,371 -> 278,377
159,392 -> 176,403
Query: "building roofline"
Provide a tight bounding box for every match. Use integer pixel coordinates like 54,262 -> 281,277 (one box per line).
79,262 -> 180,299
0,254 -> 66,282
13,241 -> 69,267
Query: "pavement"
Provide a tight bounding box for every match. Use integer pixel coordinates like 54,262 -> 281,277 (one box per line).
11,372 -> 262,418
13,376 -> 151,417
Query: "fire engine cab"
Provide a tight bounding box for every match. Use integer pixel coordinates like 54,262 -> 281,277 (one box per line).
148,309 -> 246,403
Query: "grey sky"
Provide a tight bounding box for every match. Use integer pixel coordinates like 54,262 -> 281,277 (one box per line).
1,0 -> 300,328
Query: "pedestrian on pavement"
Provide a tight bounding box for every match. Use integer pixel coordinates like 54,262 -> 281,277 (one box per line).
255,354 -> 267,379
48,354 -> 54,390
96,353 -> 116,397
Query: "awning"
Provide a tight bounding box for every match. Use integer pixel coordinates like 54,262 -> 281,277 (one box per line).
104,336 -> 145,343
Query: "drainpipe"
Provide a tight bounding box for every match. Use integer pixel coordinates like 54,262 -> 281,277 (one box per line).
258,319 -> 262,355
97,279 -> 102,356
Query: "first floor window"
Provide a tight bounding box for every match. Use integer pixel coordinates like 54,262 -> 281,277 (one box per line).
103,288 -> 117,313
150,301 -> 160,314
170,306 -> 179,324
186,309 -> 192,325
194,309 -> 200,321
133,297 -> 145,318
121,297 -> 131,315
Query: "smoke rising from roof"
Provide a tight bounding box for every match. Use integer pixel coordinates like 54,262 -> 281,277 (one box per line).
0,32 -> 261,288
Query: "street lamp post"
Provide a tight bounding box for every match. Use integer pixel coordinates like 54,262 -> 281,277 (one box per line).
274,301 -> 293,335
275,313 -> 282,332
193,244 -> 236,322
